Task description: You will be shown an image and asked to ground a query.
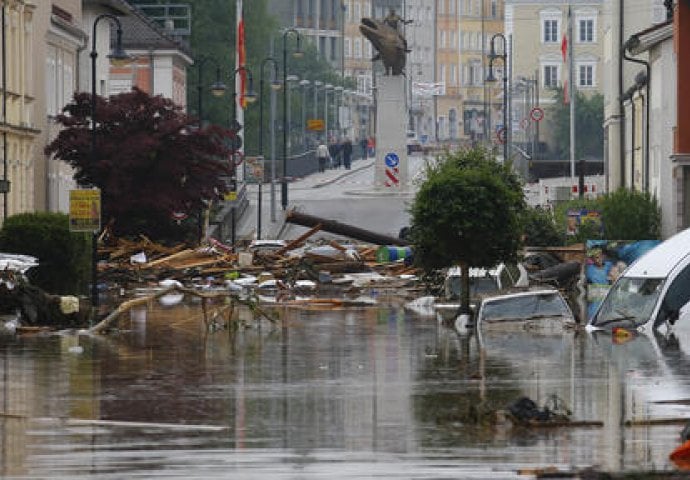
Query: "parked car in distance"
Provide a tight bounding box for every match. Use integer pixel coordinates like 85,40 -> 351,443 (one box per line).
475,287 -> 576,333
587,227 -> 690,334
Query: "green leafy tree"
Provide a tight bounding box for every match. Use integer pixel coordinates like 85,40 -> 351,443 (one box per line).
549,88 -> 604,160
410,148 -> 525,315
45,89 -> 234,242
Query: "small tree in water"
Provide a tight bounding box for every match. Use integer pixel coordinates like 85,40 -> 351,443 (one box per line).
409,148 -> 525,318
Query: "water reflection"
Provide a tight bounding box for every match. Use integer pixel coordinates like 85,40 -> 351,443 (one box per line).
0,304 -> 686,477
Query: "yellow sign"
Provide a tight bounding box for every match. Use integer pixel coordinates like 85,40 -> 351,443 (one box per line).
224,191 -> 238,201
69,189 -> 101,232
307,119 -> 325,131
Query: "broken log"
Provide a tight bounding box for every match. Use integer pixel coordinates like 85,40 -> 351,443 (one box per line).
285,210 -> 409,246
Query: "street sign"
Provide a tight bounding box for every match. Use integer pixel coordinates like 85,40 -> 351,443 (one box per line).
384,152 -> 399,168
245,156 -> 265,183
69,189 -> 101,232
307,119 -> 325,131
496,127 -> 507,144
530,106 -> 545,122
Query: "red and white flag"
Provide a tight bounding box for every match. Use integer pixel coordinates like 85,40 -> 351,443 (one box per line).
561,7 -> 571,104
236,1 -> 247,109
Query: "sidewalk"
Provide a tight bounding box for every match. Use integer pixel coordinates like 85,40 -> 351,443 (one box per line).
232,156 -> 376,242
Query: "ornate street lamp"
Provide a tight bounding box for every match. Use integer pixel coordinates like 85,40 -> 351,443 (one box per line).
281,28 -> 303,210
196,56 -> 227,126
90,14 -> 129,308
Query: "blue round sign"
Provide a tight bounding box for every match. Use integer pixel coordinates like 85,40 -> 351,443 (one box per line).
384,153 -> 399,168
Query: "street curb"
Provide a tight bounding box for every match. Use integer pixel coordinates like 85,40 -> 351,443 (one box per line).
311,160 -> 375,189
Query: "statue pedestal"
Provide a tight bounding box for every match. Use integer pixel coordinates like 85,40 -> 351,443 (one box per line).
374,75 -> 408,190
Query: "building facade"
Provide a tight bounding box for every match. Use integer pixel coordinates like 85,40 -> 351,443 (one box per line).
1,0 -> 40,221
505,0 -> 604,159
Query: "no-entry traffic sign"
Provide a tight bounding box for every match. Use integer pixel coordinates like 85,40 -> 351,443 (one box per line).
530,107 -> 545,122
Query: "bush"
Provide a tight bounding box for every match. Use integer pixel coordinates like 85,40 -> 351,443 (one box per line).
0,213 -> 91,295
521,207 -> 562,246
600,188 -> 661,240
553,189 -> 661,244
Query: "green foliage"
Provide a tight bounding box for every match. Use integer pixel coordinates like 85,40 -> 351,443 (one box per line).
553,188 -> 661,244
410,147 -> 526,271
521,207 -> 562,246
549,88 -> 604,160
554,198 -> 602,245
600,188 -> 661,240
0,213 -> 90,295
45,89 -> 233,242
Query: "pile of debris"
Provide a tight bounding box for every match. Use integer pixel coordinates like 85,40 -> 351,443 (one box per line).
98,217 -> 419,304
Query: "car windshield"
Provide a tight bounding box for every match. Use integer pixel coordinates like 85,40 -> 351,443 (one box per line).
480,292 -> 571,321
590,277 -> 665,329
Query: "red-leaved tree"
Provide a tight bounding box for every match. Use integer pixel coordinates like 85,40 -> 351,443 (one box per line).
46,88 -> 235,242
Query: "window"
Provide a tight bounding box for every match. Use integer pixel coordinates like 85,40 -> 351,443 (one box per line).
543,19 -> 558,42
578,64 -> 594,87
578,18 -> 594,42
440,64 -> 447,84
491,0 -> 497,18
450,64 -> 457,85
354,38 -> 361,58
543,64 -> 559,88
344,38 -> 351,58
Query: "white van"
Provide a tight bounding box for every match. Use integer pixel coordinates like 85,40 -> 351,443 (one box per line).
587,227 -> 690,333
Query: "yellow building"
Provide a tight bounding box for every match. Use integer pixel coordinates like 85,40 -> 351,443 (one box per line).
0,0 -> 40,221
435,0 -> 504,144
506,0 -> 604,156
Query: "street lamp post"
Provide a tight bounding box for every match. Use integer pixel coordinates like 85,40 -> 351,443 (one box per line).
299,79 -> 310,149
195,56 -> 227,244
281,28 -> 303,210
89,14 -> 128,309
286,74 -> 299,156
335,85 -> 344,138
259,57 -> 281,237
230,66 -> 257,245
313,80 -> 323,119
324,84 -> 333,141
196,56 -> 227,127
486,33 -> 508,163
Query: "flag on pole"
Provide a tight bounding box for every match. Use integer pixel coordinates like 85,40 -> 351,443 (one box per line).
561,12 -> 569,105
236,3 -> 247,109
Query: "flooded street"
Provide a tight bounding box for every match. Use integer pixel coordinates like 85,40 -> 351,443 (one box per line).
0,301 -> 687,478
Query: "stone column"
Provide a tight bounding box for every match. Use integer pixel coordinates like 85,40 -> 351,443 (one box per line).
374,75 -> 409,190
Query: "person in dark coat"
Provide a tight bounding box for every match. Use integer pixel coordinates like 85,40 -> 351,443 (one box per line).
343,137 -> 353,169
328,139 -> 340,169
359,137 -> 367,159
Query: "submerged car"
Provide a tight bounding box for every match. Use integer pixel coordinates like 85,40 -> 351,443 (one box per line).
587,227 -> 690,334
474,287 -> 576,333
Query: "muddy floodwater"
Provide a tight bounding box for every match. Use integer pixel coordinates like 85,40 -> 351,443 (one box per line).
0,300 -> 688,479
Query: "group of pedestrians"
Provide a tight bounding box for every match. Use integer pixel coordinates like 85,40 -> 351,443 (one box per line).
316,136 -> 355,173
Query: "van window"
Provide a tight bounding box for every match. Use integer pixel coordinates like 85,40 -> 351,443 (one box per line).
655,264 -> 690,327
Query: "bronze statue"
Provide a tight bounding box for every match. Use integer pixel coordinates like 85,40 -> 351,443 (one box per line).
359,15 -> 409,76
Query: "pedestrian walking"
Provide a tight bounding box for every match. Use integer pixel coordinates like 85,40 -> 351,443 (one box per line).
343,137 -> 353,170
328,139 -> 340,169
317,140 -> 329,173
359,137 -> 367,159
